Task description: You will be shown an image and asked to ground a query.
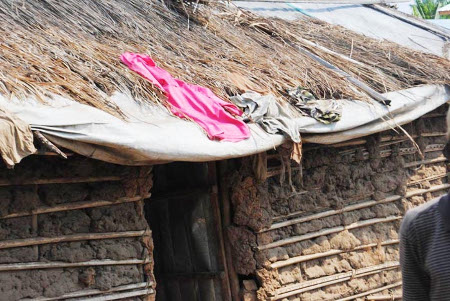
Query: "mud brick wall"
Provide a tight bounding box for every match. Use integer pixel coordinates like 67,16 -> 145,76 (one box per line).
0,155 -> 155,300
226,105 -> 448,301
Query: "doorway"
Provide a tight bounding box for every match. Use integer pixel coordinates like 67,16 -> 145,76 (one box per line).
146,162 -> 230,301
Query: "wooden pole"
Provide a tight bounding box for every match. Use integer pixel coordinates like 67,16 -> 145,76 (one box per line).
271,189 -> 372,221
275,261 -> 399,295
259,195 -> 401,233
23,282 -> 152,301
271,262 -> 399,300
287,41 -> 391,105
367,295 -> 402,301
335,282 -> 402,301
270,239 -> 399,269
0,258 -> 150,271
421,132 -> 447,137
0,194 -> 150,220
33,131 -> 67,159
217,160 -> 241,301
267,143 -> 444,181
208,162 -> 233,301
408,172 -> 450,186
0,175 -> 123,186
257,215 -> 401,251
331,139 -> 367,148
405,183 -> 450,198
35,150 -> 74,157
404,156 -> 447,168
0,230 -> 148,249
76,288 -> 154,301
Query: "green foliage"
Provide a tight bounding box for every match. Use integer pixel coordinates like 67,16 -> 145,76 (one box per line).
412,0 -> 450,19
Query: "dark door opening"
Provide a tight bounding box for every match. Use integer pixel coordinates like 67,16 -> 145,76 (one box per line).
145,162 -> 229,301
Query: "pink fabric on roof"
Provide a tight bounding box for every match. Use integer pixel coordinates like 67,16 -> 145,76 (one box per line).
120,52 -> 250,142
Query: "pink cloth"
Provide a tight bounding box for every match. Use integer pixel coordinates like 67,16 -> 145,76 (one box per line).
120,53 -> 250,142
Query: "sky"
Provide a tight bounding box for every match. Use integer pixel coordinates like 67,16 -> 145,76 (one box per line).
394,1 -> 414,15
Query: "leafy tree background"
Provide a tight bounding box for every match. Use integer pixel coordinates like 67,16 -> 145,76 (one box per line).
412,0 -> 450,19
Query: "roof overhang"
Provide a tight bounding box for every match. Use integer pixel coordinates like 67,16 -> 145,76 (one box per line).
1,84 -> 448,166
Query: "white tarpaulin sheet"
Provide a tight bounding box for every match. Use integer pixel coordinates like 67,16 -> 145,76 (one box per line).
235,2 -> 449,58
0,84 -> 448,165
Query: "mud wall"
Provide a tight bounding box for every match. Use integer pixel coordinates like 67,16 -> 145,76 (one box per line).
0,156 -> 154,300
226,105 -> 448,301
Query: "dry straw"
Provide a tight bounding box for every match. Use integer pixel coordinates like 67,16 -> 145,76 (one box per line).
0,0 -> 448,118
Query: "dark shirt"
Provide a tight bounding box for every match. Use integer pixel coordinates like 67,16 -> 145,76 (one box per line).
400,194 -> 450,301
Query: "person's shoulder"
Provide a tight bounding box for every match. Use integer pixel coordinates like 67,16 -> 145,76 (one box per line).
400,197 -> 441,238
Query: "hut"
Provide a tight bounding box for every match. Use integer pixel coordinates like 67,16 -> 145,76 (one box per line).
438,3 -> 450,17
0,1 -> 449,300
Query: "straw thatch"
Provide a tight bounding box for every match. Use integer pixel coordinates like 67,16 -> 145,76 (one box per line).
0,0 -> 448,118
236,12 -> 450,93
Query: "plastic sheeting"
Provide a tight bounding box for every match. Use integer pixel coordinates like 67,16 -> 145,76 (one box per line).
0,85 -> 448,165
303,85 -> 450,143
235,2 -> 449,57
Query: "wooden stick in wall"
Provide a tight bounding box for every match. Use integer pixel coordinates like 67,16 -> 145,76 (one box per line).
271,262 -> 400,300
335,281 -> 402,301
270,277 -> 350,300
380,131 -> 446,143
209,162 -> 233,301
422,132 -> 447,137
339,143 -> 442,159
330,139 -> 367,148
80,288 -> 154,301
407,172 -> 450,186
268,145 -> 446,179
0,175 -> 123,186
257,216 -> 402,251
270,239 -> 399,269
272,182 -> 450,224
0,230 -> 148,249
259,195 -> 401,233
22,282 -> 153,301
367,295 -> 402,301
0,258 -> 150,272
404,156 -> 447,168
405,183 -> 450,198
270,261 -> 400,301
275,261 -> 399,295
218,161 -> 241,301
0,194 -> 151,220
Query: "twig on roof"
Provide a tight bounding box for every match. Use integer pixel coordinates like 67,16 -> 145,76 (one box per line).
33,131 -> 67,159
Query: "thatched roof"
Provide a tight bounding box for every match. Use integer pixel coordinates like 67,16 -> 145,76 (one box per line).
0,0 -> 449,118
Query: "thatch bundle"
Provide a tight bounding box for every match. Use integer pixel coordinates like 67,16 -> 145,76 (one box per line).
0,0 -> 448,118
234,12 -> 450,92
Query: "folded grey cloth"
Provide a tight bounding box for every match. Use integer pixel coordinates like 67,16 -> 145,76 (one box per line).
287,87 -> 342,124
230,91 -> 300,143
